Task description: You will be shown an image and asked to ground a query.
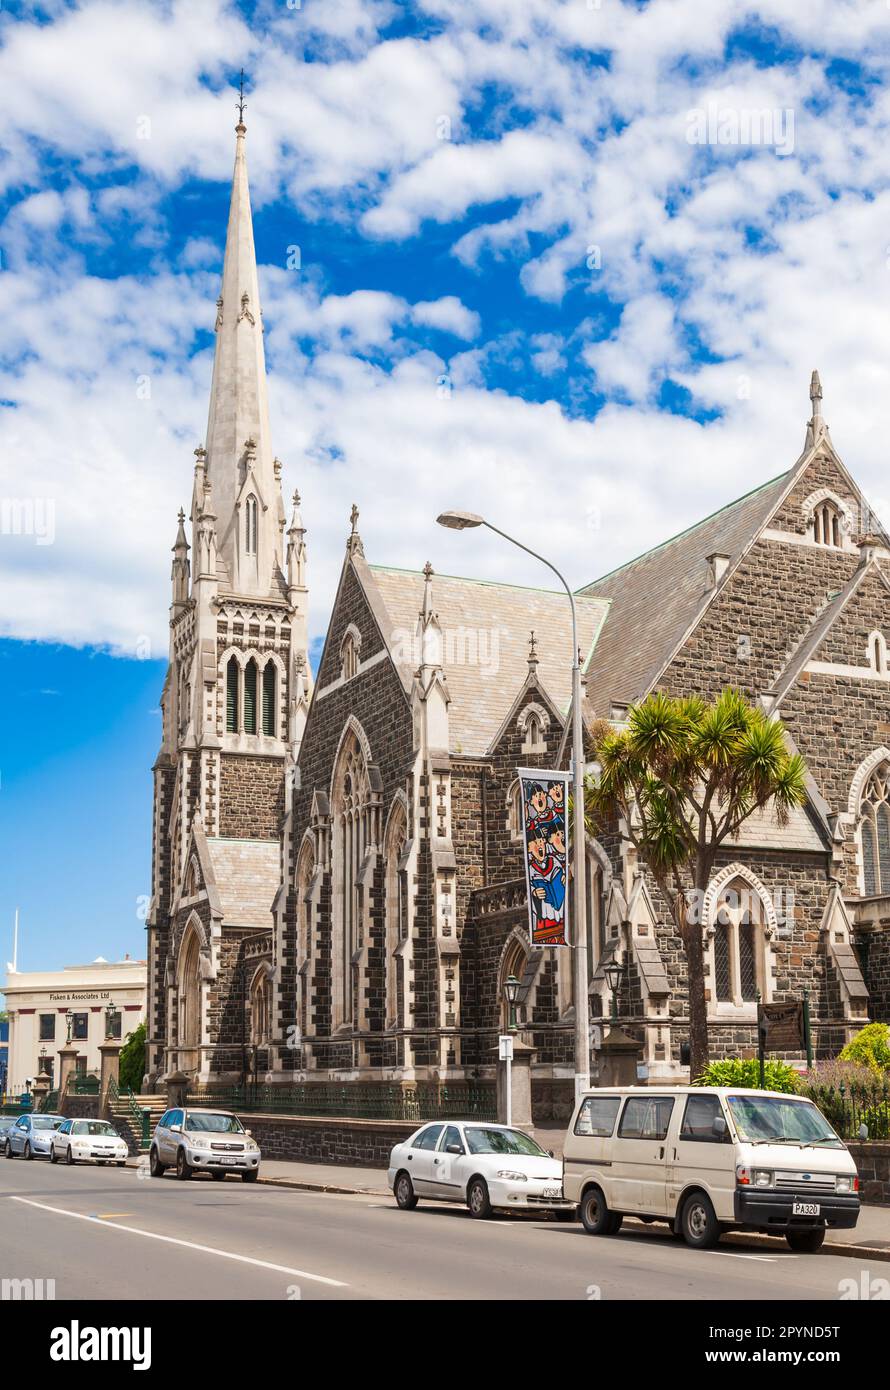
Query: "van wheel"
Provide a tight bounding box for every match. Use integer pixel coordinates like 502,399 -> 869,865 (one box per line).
149,1147 -> 166,1178
394,1171 -> 418,1210
786,1227 -> 825,1254
580,1187 -> 622,1236
680,1192 -> 720,1249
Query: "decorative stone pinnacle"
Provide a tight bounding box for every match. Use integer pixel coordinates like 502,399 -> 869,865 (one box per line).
528,629 -> 538,667
810,369 -> 823,417
423,560 -> 434,581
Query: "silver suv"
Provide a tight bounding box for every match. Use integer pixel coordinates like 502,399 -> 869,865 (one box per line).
149,1107 -> 261,1182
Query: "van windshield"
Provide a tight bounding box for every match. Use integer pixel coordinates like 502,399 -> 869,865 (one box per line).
726,1094 -> 843,1148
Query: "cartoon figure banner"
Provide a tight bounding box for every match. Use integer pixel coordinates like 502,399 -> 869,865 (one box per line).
518,768 -> 570,947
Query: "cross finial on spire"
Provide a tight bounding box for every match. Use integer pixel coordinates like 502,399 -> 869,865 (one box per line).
346,503 -> 364,557
236,69 -> 247,127
528,629 -> 538,669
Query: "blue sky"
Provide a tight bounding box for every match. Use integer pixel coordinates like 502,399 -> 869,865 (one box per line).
2,0 -> 890,974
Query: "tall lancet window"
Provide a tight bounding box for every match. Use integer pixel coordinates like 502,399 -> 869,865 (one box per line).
262,661 -> 276,737
226,657 -> 239,733
245,496 -> 258,555
243,659 -> 258,735
332,732 -> 370,1030
858,761 -> 890,896
384,800 -> 408,1026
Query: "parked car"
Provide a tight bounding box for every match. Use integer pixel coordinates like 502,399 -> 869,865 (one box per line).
50,1118 -> 128,1167
4,1112 -> 65,1159
388,1120 -> 573,1218
562,1086 -> 860,1253
149,1107 -> 261,1181
0,1115 -> 22,1141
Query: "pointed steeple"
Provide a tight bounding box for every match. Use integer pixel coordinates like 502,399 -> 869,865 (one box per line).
805,368 -> 831,450
202,113 -> 278,594
171,509 -> 190,613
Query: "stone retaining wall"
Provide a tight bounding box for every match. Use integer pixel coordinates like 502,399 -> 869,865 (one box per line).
849,1141 -> 890,1206
238,1113 -> 416,1167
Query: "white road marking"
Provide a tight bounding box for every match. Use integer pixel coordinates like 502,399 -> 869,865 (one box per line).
9,1196 -> 348,1287
701,1248 -> 787,1262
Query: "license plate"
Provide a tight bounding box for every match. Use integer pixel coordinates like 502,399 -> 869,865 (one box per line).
542,1187 -> 561,1198
218,1157 -> 238,1165
792,1201 -> 820,1216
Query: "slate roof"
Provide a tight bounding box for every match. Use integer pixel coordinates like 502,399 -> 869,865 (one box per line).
368,566 -> 609,757
578,470 -> 792,715
726,800 -> 825,853
205,837 -> 279,929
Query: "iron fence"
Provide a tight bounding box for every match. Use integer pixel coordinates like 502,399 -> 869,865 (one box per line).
801,1078 -> 890,1141
66,1074 -> 100,1095
185,1082 -> 497,1123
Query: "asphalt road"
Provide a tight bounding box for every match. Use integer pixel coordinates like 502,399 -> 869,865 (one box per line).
0,1154 -> 878,1301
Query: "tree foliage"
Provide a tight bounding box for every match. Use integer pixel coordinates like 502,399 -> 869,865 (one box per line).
586,689 -> 808,1077
118,1021 -> 146,1093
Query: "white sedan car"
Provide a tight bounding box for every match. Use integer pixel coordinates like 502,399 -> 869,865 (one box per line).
50,1118 -> 128,1166
388,1120 -> 575,1218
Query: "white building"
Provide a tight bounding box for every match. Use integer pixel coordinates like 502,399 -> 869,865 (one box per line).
3,957 -> 146,1094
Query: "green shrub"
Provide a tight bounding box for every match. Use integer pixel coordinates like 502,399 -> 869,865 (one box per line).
692,1057 -> 801,1093
839,1023 -> 890,1075
118,1022 -> 146,1093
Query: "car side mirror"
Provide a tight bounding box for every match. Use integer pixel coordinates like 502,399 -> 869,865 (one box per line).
711,1116 -> 728,1140
170,1122 -> 181,1133
858,1122 -> 869,1141
548,1149 -> 554,1158
446,1143 -> 463,1155
245,1129 -> 252,1137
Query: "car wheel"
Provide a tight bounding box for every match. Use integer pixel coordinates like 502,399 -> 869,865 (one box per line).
50,1145 -> 58,1165
241,1169 -> 258,1183
580,1186 -> 622,1236
211,1170 -> 227,1181
149,1147 -> 166,1178
467,1177 -> 493,1219
394,1170 -> 418,1210
117,1161 -> 127,1168
4,1139 -> 13,1159
680,1191 -> 721,1249
175,1147 -> 192,1180
786,1227 -> 825,1254
65,1145 -> 75,1165
23,1141 -> 33,1161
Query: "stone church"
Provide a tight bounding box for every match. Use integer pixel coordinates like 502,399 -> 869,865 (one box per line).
145,120 -> 890,1112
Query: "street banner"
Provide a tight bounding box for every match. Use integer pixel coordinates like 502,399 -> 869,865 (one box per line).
518,767 -> 570,947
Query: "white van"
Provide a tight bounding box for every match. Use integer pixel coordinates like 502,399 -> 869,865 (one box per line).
562,1086 -> 860,1252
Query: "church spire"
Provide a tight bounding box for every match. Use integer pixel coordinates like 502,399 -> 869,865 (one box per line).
805,368 -> 831,450
202,98 -> 278,595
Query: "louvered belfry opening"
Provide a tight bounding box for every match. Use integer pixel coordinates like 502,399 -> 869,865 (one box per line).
262,660 -> 276,736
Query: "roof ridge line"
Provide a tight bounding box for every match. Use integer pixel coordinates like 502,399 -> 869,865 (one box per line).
371,563 -> 607,600
578,469 -> 790,592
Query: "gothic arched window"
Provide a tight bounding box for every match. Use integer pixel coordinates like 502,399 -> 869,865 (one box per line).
262,661 -> 276,737
332,732 -> 370,1029
250,968 -> 272,1046
811,500 -> 841,547
710,876 -> 765,1005
858,761 -> 890,896
243,658 -> 258,735
245,495 -> 258,555
296,839 -> 315,1042
384,801 -> 408,1027
340,628 -> 360,682
226,656 -> 239,733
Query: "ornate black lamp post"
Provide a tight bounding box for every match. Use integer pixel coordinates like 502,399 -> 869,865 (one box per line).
603,960 -> 625,1028
504,974 -> 520,1032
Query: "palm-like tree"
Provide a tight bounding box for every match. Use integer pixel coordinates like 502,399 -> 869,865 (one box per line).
585,688 -> 807,1078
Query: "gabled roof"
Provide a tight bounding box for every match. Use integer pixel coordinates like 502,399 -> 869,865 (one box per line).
578,470 -> 791,715
204,837 -> 279,930
765,564 -> 871,710
368,566 -> 609,757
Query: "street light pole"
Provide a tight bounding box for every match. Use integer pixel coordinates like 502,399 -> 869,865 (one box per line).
437,511 -> 590,1101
